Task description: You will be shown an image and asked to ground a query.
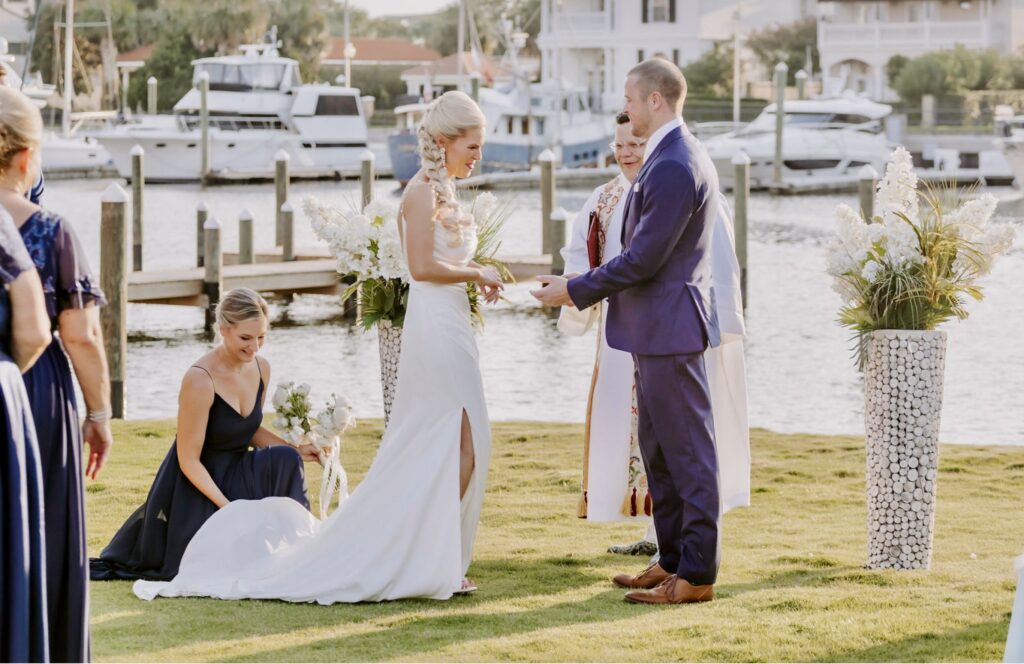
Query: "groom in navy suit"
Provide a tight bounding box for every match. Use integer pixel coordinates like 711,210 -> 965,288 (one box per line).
533,58 -> 722,604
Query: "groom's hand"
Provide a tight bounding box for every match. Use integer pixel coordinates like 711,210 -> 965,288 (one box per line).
531,275 -> 573,306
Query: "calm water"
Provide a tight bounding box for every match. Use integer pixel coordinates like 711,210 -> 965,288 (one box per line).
44,177 -> 1024,446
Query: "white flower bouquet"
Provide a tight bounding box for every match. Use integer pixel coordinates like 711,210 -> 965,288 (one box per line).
826,147 -> 1016,363
305,198 -> 410,330
272,383 -> 357,517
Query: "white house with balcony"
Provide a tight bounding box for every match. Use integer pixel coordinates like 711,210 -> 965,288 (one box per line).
818,0 -> 1024,101
0,0 -> 36,75
537,0 -> 815,112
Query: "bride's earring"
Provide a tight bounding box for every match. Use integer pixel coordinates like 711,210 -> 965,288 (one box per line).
440,147 -> 447,170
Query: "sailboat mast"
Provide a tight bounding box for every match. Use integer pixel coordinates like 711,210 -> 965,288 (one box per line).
457,0 -> 465,77
62,0 -> 74,137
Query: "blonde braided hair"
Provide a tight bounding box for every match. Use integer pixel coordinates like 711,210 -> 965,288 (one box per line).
416,91 -> 485,247
0,86 -> 42,176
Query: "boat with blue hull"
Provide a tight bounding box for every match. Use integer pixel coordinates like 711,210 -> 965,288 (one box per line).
387,84 -> 612,183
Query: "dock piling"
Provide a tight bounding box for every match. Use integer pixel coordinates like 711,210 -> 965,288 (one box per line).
360,149 -> 375,209
772,62 -> 789,186
199,71 -> 210,184
732,151 -> 750,309
238,209 -> 254,265
196,201 -> 208,268
203,216 -> 223,334
539,149 -> 556,255
275,150 -> 290,247
858,165 -> 879,222
131,144 -> 144,272
280,202 -> 294,262
795,69 -> 808,100
147,76 -> 157,115
549,207 -> 568,275
100,183 -> 129,419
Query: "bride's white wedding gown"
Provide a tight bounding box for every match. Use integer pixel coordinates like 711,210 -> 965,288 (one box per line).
134,214 -> 491,604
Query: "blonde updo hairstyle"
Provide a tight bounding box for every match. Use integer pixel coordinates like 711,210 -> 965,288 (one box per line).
0,86 -> 43,180
215,288 -> 269,329
416,91 -> 486,247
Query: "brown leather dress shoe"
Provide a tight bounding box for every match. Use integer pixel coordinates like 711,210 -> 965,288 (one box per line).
624,575 -> 714,605
612,561 -> 672,589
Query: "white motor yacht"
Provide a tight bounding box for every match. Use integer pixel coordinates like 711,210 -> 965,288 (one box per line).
703,97 -> 892,190
89,32 -> 370,182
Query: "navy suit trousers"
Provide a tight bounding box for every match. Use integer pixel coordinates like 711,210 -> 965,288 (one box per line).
633,351 -> 721,586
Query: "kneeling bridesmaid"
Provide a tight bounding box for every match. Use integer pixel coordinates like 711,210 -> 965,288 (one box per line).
91,288 -> 318,581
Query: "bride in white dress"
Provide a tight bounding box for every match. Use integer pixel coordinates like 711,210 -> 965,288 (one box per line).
134,91 -> 504,604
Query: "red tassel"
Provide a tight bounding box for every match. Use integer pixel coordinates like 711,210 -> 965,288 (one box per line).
643,492 -> 653,517
629,488 -> 638,517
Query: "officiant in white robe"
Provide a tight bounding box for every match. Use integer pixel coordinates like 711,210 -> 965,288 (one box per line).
558,120 -> 750,547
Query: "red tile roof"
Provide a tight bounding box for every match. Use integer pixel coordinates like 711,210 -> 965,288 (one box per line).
323,37 -> 440,63
401,52 -> 515,84
116,44 -> 154,63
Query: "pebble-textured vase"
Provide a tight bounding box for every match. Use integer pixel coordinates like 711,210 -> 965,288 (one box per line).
378,320 -> 403,427
864,330 -> 947,570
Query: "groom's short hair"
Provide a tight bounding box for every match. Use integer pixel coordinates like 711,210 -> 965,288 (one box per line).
628,58 -> 687,113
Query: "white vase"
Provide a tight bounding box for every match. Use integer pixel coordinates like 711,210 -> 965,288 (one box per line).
863,329 -> 947,570
377,320 -> 403,427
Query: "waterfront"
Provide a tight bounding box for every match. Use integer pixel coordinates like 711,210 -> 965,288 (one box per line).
45,177 -> 1024,446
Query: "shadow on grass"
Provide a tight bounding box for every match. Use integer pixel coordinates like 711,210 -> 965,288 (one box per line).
92,555 -> 609,660
219,587 -> 634,662
814,618 -> 1011,662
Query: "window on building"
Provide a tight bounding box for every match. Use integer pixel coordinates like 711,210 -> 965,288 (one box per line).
672,49 -> 680,66
638,49 -> 645,63
642,0 -> 675,23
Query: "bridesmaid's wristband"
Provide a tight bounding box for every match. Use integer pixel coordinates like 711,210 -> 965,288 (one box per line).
86,408 -> 112,423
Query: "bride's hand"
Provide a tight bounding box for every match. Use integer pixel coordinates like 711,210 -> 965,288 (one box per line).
475,265 -> 503,290
297,443 -> 322,463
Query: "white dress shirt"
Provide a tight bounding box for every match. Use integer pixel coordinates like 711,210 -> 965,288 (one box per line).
643,116 -> 684,161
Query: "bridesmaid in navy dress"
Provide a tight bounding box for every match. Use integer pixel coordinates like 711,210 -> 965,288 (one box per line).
91,288 -> 314,582
0,209 -> 52,662
0,87 -> 113,663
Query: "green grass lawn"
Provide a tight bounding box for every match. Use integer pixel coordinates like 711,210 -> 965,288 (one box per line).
87,420 -> 1024,662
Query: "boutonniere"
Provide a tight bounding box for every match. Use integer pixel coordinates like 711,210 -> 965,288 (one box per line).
633,182 -> 640,193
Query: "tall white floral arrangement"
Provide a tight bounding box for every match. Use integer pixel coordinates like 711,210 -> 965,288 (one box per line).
826,147 -> 1016,362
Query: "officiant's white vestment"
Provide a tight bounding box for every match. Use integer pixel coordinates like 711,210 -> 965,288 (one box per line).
559,180 -> 750,519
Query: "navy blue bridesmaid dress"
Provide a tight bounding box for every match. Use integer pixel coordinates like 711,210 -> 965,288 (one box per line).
90,359 -> 310,581
19,209 -> 105,663
0,214 -> 49,663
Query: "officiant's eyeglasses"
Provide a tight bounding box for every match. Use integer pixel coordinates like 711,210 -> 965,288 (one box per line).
609,138 -> 647,152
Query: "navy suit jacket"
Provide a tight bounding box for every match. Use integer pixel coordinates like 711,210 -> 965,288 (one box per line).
567,124 -> 721,356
